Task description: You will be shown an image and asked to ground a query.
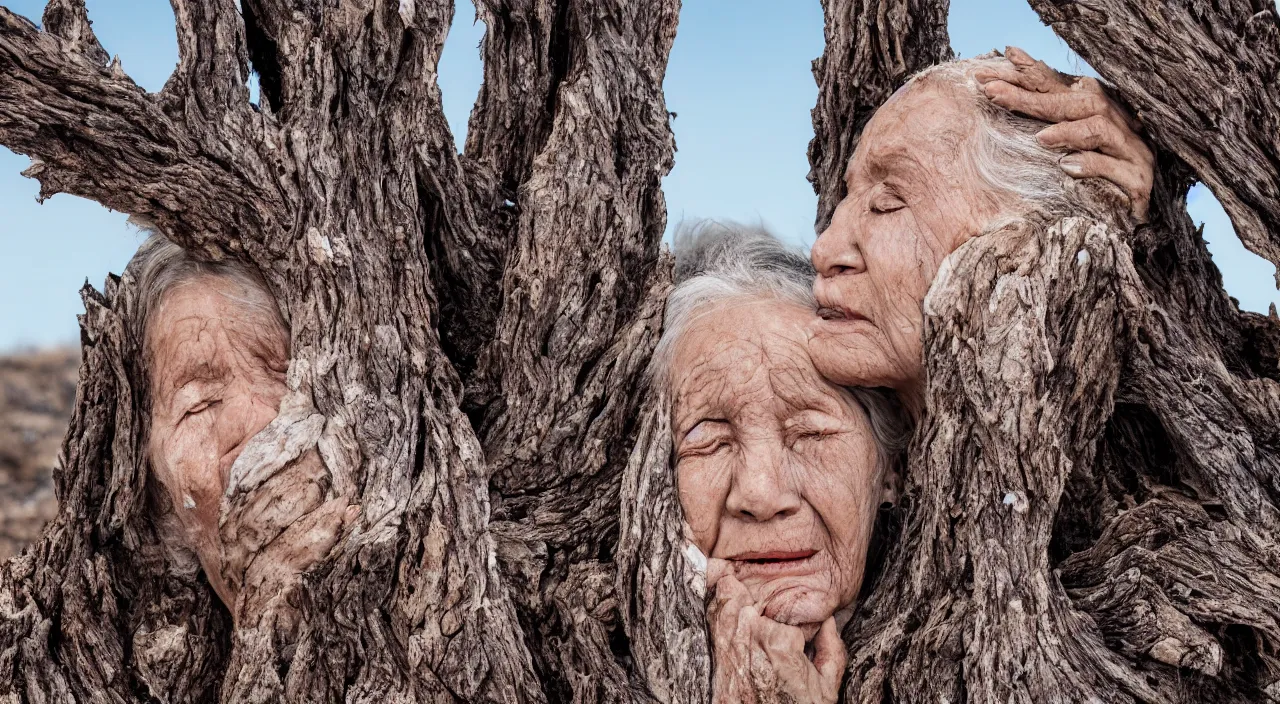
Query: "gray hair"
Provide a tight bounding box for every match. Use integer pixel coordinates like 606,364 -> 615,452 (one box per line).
905,55 -> 1075,217
654,221 -> 911,472
127,234 -> 285,367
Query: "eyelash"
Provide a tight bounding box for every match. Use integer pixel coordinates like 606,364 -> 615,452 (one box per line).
869,189 -> 906,214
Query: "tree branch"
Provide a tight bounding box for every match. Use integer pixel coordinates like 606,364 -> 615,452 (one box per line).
0,6 -> 283,252
40,0 -> 107,66
808,0 -> 952,232
162,0 -> 252,119
1028,0 -> 1280,284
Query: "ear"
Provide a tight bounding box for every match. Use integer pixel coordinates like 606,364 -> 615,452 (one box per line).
880,466 -> 903,507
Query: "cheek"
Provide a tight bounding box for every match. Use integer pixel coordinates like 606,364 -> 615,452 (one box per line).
799,440 -> 880,566
676,458 -> 732,551
218,383 -> 286,464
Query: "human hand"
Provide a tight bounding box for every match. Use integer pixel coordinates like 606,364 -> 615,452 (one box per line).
975,46 -> 1155,222
707,559 -> 846,704
219,445 -> 359,633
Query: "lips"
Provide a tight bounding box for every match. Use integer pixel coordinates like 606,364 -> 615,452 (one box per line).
731,550 -> 818,563
727,549 -> 821,578
815,305 -> 870,324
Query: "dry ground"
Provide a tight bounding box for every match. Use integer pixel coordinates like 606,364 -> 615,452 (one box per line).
0,347 -> 77,561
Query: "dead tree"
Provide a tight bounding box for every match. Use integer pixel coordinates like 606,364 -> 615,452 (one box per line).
0,0 -> 675,701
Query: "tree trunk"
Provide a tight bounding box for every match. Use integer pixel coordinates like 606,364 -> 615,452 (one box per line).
5,0 -> 1280,702
0,0 -> 676,701
802,1 -> 1280,702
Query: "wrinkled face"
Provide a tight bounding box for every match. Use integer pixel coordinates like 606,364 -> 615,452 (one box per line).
672,298 -> 883,630
809,79 -> 1013,399
146,276 -> 289,607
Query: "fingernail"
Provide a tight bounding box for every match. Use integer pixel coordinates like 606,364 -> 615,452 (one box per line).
1059,155 -> 1085,177
1036,131 -> 1058,147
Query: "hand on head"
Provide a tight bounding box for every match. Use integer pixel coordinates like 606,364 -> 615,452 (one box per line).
975,46 -> 1155,222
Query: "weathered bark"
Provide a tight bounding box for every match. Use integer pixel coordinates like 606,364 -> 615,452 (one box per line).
0,0 -> 677,702
801,1 -> 1280,702
625,0 -> 1280,701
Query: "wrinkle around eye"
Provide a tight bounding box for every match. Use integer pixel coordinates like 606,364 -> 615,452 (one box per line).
869,187 -> 907,214
677,419 -> 732,459
180,398 -> 222,424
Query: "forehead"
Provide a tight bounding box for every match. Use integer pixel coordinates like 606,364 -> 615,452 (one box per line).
670,298 -> 826,404
850,79 -> 976,177
146,277 -> 285,377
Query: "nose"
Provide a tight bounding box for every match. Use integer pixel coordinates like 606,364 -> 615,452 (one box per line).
811,215 -> 866,279
725,447 -> 802,523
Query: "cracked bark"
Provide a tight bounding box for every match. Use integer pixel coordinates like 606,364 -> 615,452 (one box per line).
624,1 -> 1280,702
6,0 -> 1280,702
814,1 -> 1280,702
0,0 -> 676,701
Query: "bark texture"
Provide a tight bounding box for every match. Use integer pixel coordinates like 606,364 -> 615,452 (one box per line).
626,0 -> 1280,701
0,0 -> 677,701
804,1 -> 1280,702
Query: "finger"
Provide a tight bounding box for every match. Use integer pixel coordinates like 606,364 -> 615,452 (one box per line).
1059,151 -> 1152,222
973,55 -> 1067,95
219,464 -> 327,578
1037,115 -> 1145,163
812,617 -> 848,685
998,45 -> 1070,93
245,496 -> 352,580
709,574 -> 753,645
752,615 -> 812,680
707,557 -> 734,591
983,79 -> 1112,124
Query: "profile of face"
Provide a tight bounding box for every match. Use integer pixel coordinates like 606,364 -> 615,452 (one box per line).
672,297 -> 884,632
808,78 -> 1009,399
146,275 -> 291,608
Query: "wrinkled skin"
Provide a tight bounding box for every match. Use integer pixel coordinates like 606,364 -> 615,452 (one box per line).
147,276 -> 354,627
809,48 -> 1154,409
671,298 -> 885,702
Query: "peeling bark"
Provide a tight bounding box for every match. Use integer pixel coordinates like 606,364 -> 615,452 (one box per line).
803,1 -> 1280,702
0,0 -> 676,701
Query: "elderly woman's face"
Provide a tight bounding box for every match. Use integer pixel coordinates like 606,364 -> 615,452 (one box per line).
808,80 -> 1011,397
146,276 -> 289,605
673,298 -> 883,630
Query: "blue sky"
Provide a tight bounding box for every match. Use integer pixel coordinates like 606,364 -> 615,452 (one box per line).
1,0 -> 1275,349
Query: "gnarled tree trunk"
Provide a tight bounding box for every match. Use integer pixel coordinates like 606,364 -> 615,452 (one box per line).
811,1 -> 1280,702
0,0 -> 676,701
5,0 -> 1280,702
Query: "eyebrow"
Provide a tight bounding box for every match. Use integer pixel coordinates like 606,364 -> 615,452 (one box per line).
848,143 -> 926,185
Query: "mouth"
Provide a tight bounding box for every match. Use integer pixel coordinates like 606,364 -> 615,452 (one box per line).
815,305 -> 870,324
730,549 -> 818,565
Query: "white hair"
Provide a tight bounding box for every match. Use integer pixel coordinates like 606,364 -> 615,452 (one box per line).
653,221 -> 911,468
905,55 -> 1075,216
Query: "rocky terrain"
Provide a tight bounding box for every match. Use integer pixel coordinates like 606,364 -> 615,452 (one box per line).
0,347 -> 77,561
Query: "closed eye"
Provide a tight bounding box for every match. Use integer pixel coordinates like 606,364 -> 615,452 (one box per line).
869,188 -> 906,214
677,419 -> 732,460
181,399 -> 221,422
